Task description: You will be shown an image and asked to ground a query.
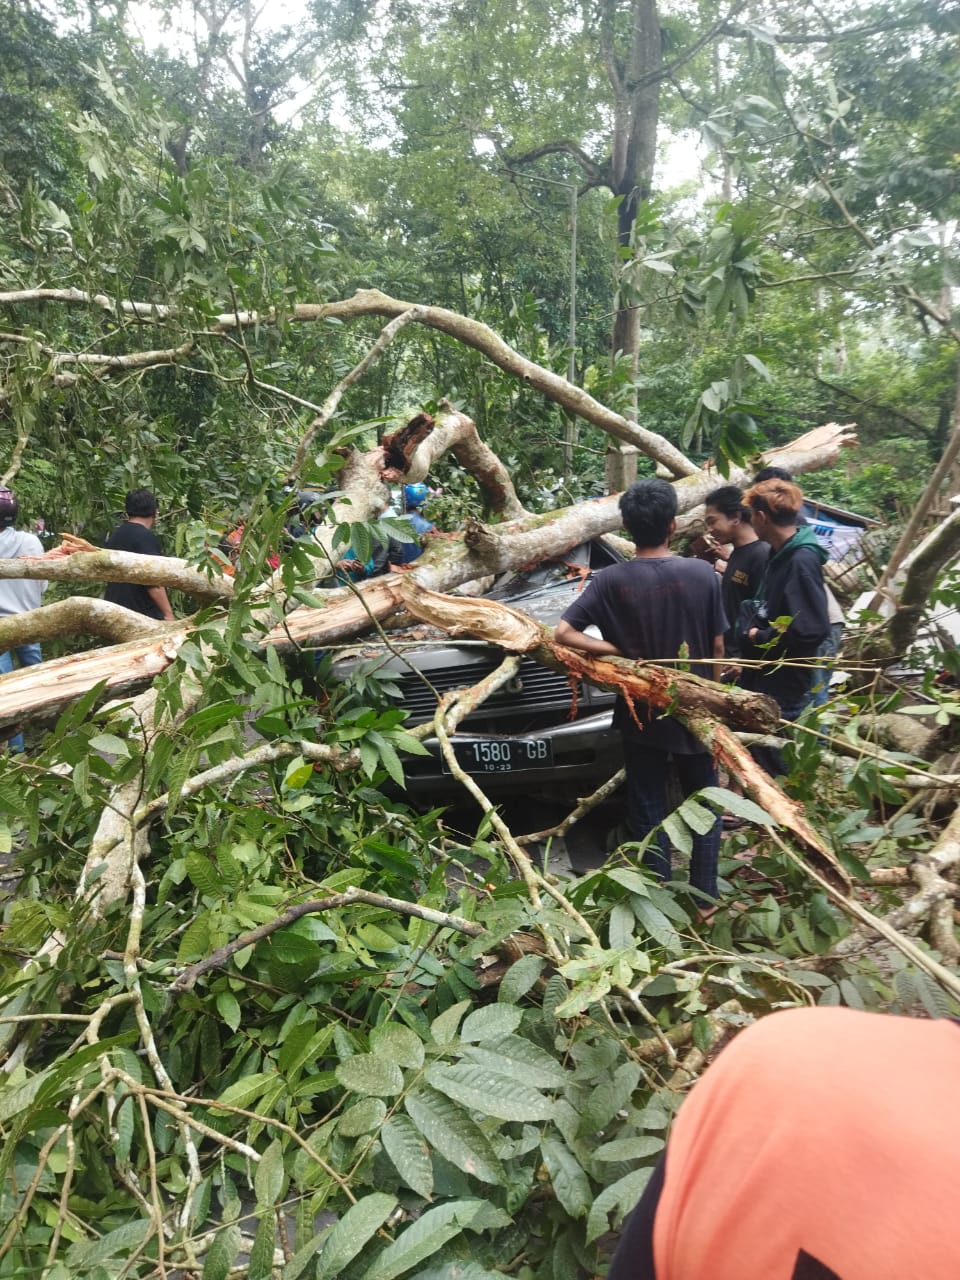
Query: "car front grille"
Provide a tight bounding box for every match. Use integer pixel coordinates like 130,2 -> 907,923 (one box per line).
396,655 -> 581,723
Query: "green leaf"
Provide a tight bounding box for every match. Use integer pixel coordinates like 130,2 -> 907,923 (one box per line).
593,1136 -> 665,1162
283,757 -> 314,790
743,352 -> 772,381
460,1035 -> 566,1089
381,1113 -> 434,1198
248,1213 -> 276,1280
340,1096 -> 388,1136
217,1071 -> 276,1111
282,1227 -> 332,1280
216,991 -> 242,1032
336,1053 -> 404,1098
632,898 -> 682,949
661,813 -> 693,857
498,954 -> 545,1003
677,798 -> 718,835
316,1192 -> 398,1280
185,851 -> 222,896
460,1004 -> 522,1042
203,1223 -> 242,1280
699,786 -> 775,826
405,1086 -> 503,1183
89,732 -> 130,757
372,1022 -> 425,1070
184,701 -> 245,735
430,999 -> 472,1046
270,930 -> 318,964
254,1138 -> 285,1208
540,1137 -> 591,1218
67,1218 -> 152,1268
114,1095 -> 134,1165
362,1200 -> 490,1280
578,1061 -> 641,1135
358,922 -> 402,952
426,1063 -> 552,1122
586,1167 -> 652,1243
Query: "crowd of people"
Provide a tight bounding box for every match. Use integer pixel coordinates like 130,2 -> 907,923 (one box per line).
556,467 -> 834,910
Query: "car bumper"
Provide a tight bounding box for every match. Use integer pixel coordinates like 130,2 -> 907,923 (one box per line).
401,710 -> 621,797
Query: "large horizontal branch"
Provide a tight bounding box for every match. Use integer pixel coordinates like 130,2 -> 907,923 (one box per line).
275,291 -> 699,477
0,550 -> 233,600
398,579 -> 779,734
0,632 -> 190,729
0,287 -> 175,320
0,598 -> 162,648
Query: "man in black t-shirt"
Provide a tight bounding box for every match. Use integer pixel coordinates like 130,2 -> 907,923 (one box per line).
103,489 -> 175,621
555,479 -> 727,902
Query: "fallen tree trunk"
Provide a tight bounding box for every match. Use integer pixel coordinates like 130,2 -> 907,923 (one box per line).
0,549 -> 233,600
399,579 -> 779,734
0,631 -> 189,729
0,598 -> 163,647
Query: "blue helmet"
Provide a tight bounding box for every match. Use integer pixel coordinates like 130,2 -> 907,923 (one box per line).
403,483 -> 429,511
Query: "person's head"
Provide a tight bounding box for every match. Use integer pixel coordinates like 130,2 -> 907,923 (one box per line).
704,484 -> 752,543
296,490 -> 326,521
752,465 -> 793,485
125,488 -> 158,521
743,478 -> 804,542
403,483 -> 429,512
0,488 -> 18,531
619,478 -> 677,549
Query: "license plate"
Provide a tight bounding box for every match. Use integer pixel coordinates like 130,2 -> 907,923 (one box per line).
441,737 -> 554,774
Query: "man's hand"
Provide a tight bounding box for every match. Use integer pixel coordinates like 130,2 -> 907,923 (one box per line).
554,619 -> 623,657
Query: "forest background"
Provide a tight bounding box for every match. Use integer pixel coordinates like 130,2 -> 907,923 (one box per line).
0,0 -> 958,1277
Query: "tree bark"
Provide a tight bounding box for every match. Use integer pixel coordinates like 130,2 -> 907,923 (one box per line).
0,599 -> 162,647
0,550 -> 233,601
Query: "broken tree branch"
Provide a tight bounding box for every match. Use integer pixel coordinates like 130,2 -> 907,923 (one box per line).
0,549 -> 233,601
0,598 -> 163,647
171,887 -> 484,992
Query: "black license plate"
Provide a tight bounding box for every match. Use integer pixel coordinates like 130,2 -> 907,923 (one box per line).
441,737 -> 554,774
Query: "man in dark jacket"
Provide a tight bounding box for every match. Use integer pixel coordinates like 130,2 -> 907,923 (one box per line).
739,478 -> 829,772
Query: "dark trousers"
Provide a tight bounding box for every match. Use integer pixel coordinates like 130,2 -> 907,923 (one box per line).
623,740 -> 721,900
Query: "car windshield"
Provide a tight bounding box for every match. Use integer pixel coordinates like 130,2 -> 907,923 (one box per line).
486,540 -> 618,601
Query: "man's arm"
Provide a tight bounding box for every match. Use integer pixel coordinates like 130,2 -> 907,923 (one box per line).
147,585 -> 175,621
554,618 -> 622,657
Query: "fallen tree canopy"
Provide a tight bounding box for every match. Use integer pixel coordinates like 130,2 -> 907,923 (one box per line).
0,292 -> 956,1280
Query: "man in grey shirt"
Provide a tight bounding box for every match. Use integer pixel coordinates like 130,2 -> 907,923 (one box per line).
0,488 -> 46,752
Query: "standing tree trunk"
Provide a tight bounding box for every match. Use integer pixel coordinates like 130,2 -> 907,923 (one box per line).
604,0 -> 662,387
